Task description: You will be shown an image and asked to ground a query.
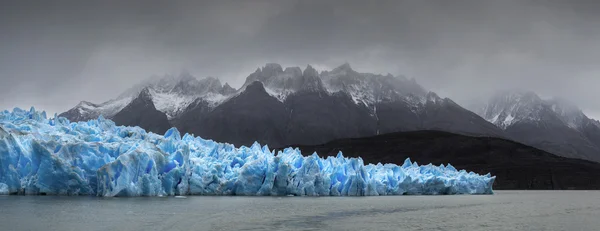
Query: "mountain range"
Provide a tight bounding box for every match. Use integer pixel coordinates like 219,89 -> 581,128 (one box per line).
59,63 -> 600,163
60,63 -> 504,147
471,90 -> 600,162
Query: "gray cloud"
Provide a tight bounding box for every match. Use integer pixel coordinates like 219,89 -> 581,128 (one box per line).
1,0 -> 600,118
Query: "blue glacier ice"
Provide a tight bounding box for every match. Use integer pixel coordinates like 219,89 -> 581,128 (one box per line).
0,107 -> 495,196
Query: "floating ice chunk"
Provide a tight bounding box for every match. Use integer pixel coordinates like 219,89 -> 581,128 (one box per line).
0,108 -> 495,196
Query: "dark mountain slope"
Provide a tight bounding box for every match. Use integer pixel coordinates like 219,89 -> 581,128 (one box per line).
283,90 -> 377,146
474,90 -> 600,162
418,95 -> 506,137
183,81 -> 289,146
289,130 -> 600,190
111,88 -> 171,135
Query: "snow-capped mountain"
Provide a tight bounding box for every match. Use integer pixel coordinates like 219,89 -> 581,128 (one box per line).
60,72 -> 236,121
61,63 -> 505,147
59,98 -> 133,122
241,63 -> 428,109
240,63 -> 325,102
546,98 -> 589,130
477,90 -> 548,129
320,63 -> 427,107
478,90 -> 593,130
475,90 -> 600,162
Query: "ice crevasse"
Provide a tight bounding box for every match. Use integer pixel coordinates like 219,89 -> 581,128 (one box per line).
0,107 -> 495,196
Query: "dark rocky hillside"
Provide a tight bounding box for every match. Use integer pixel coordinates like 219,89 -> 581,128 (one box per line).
111,88 -> 171,134
288,130 -> 600,190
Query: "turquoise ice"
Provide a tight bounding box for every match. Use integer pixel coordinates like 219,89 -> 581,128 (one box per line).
0,107 -> 495,196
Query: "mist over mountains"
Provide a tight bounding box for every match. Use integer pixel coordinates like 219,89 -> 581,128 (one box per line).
59,63 -> 600,163
59,63 -> 503,144
472,90 -> 600,162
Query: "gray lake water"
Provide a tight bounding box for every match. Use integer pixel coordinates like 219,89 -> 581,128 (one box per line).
1,191 -> 599,231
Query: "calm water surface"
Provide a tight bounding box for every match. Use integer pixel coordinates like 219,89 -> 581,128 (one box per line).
1,191 -> 599,231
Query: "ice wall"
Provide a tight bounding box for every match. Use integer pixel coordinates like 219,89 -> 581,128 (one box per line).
0,107 -> 495,196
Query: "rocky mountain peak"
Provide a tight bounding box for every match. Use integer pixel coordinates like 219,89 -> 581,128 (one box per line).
478,90 -> 546,129
545,97 -> 587,129
138,87 -> 152,98
490,90 -> 542,105
262,63 -> 284,73
426,91 -> 442,103
244,81 -> 268,94
284,67 -> 302,77
75,101 -> 98,108
479,89 -> 596,131
475,89 -> 600,162
332,62 -> 353,73
221,83 -> 236,95
132,87 -> 157,109
303,65 -> 318,77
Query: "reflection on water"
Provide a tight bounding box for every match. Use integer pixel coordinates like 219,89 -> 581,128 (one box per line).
1,191 -> 599,231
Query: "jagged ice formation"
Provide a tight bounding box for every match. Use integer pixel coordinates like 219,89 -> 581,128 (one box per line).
0,107 -> 495,196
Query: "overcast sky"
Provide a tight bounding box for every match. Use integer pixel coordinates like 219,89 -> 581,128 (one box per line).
2,0 -> 600,118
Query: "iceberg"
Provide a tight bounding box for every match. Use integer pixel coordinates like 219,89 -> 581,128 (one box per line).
0,107 -> 495,196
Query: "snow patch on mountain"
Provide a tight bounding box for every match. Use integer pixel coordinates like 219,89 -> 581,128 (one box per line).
143,75 -> 236,119
478,90 -> 595,131
241,63 -> 327,102
148,89 -> 196,119
62,73 -> 236,121
477,90 -> 546,129
320,63 -> 428,108
545,98 -> 587,129
67,97 -> 134,121
239,63 -> 429,108
263,87 -> 294,102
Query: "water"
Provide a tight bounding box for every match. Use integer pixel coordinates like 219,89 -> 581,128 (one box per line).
1,191 -> 599,231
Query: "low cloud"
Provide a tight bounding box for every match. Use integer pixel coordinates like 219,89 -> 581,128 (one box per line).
1,0 -> 599,117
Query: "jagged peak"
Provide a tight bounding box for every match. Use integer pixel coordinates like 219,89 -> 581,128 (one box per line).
426,91 -> 442,103
284,67 -> 302,76
76,101 -> 97,108
332,62 -> 353,73
138,87 -> 153,98
244,81 -> 267,93
303,64 -> 318,77
487,90 -> 544,112
486,89 -> 543,111
128,87 -> 159,110
479,89 -> 592,130
262,63 -> 283,72
544,97 -> 587,128
426,91 -> 439,98
198,76 -> 221,85
221,82 -> 236,95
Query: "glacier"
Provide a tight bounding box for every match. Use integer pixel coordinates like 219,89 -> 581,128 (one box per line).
0,107 -> 495,196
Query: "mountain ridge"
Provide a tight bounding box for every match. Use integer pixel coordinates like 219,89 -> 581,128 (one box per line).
474,89 -> 600,162
60,63 -> 506,147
